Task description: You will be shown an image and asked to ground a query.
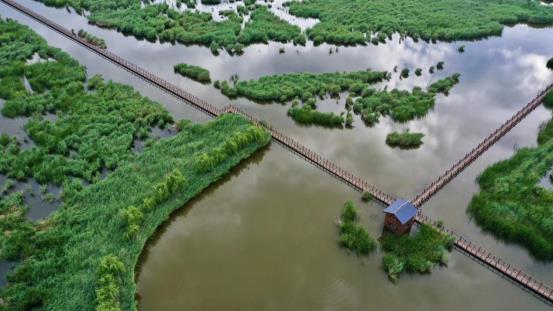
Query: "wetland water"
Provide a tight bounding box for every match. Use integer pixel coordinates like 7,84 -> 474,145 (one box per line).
1,1 -> 553,310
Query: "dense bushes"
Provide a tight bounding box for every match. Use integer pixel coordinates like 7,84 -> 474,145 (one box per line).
468,109 -> 553,260
380,224 -> 455,282
288,0 -> 553,45
95,255 -> 124,311
195,125 -> 270,172
353,74 -> 460,125
338,201 -> 376,255
174,63 -> 211,83
386,131 -> 424,149
0,19 -> 172,186
547,57 -> 553,70
238,6 -> 305,45
220,70 -> 389,102
0,193 -> 36,261
77,29 -> 107,49
287,101 -> 344,127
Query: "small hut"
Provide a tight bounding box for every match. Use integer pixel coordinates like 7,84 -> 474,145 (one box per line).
383,199 -> 417,235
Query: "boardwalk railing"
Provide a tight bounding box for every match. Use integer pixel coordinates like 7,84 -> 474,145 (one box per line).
416,212 -> 553,303
412,84 -> 553,207
222,106 -> 396,205
4,0 -> 552,304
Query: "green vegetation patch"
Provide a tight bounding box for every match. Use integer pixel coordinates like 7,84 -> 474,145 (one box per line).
288,0 -> 553,45
220,70 -> 390,103
76,29 -> 107,49
386,131 -> 424,149
380,224 -> 455,282
0,114 -> 270,311
0,18 -> 172,186
338,201 -> 377,256
353,74 -> 460,125
468,97 -> 553,260
0,17 -> 271,310
35,0 -> 304,53
547,57 -> 553,70
287,100 -> 344,127
174,63 -> 211,83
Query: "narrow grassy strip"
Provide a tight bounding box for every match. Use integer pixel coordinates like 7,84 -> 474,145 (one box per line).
174,63 -> 211,83
468,94 -> 553,260
338,201 -> 377,256
386,131 -> 424,149
380,224 -> 455,282
218,70 -> 390,103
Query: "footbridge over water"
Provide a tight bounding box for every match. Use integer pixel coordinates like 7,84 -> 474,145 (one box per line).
2,0 -> 552,305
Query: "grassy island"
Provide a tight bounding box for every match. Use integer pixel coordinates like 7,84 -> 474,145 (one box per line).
219,70 -> 390,103
287,0 -> 553,45
338,201 -> 377,256
353,74 -> 460,125
380,224 -> 455,282
174,63 -> 211,83
0,17 -> 271,311
468,93 -> 553,260
35,0 -> 304,53
386,131 -> 424,149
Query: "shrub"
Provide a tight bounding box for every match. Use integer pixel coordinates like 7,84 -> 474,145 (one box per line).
386,131 -> 424,149
337,201 -> 376,256
380,224 -> 455,282
174,63 -> 211,83
547,57 -> 553,70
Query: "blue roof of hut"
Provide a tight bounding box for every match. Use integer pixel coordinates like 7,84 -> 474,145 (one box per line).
384,199 -> 417,224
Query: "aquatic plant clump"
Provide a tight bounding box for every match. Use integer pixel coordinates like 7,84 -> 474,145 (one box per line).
468,110 -> 553,260
76,29 -> 107,49
174,63 -> 211,83
288,0 -> 553,45
353,74 -> 460,125
386,131 -> 424,149
338,201 -> 377,256
380,224 -> 455,282
220,70 -> 390,103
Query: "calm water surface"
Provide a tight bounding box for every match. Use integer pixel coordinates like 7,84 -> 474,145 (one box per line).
1,1 -> 553,310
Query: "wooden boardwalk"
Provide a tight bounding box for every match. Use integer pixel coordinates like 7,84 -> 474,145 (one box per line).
0,0 -> 395,205
416,213 -> 553,304
3,0 -> 551,305
412,84 -> 553,207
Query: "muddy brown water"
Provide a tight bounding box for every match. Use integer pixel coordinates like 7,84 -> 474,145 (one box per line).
1,1 -> 552,309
